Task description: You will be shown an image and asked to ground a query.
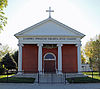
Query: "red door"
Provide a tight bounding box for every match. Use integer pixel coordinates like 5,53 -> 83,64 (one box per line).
44,60 -> 56,73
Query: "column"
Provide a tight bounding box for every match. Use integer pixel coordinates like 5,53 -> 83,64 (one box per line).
76,44 -> 81,73
18,43 -> 24,74
57,43 -> 63,74
37,43 -> 43,74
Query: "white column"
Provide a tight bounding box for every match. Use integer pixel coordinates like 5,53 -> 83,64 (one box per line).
57,43 -> 63,74
76,44 -> 81,73
18,43 -> 24,74
37,43 -> 43,74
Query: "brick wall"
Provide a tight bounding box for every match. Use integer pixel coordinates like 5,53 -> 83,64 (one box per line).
22,44 -> 38,73
62,44 -> 78,73
22,44 -> 78,73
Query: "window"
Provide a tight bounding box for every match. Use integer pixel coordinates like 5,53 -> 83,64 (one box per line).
44,53 -> 55,60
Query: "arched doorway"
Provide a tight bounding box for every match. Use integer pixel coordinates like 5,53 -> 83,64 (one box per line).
44,53 -> 56,73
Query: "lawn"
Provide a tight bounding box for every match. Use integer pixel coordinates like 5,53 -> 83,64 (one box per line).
67,72 -> 100,83
0,74 -> 35,83
0,77 -> 35,83
91,76 -> 100,80
67,77 -> 100,83
0,74 -> 14,78
83,72 -> 100,76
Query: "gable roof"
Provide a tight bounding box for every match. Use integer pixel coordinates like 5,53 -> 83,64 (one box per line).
14,17 -> 85,39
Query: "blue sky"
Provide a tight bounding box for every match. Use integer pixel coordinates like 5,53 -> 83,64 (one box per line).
0,0 -> 100,49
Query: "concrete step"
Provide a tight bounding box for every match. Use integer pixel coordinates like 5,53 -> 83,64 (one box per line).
35,74 -> 66,83
13,73 -> 86,83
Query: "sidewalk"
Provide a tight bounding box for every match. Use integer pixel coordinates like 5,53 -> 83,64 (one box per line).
0,83 -> 100,89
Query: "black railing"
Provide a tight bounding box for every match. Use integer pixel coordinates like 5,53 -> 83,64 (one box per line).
82,71 -> 100,79
0,70 -> 17,83
0,70 -> 100,83
0,70 -> 36,83
37,71 -> 66,84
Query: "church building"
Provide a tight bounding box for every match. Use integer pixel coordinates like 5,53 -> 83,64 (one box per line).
15,7 -> 85,74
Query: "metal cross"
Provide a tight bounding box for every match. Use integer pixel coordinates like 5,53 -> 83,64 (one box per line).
46,7 -> 54,18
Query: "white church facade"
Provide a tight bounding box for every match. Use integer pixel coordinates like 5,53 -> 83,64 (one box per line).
15,8 -> 85,74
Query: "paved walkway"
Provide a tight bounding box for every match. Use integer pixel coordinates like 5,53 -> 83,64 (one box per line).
0,83 -> 100,89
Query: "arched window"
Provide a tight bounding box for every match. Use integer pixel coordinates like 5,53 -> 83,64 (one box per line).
44,53 -> 55,60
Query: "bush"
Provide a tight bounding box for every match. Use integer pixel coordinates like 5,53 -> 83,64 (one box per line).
1,53 -> 17,70
0,63 -> 5,74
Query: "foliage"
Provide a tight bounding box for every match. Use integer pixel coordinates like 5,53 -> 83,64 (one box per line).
0,63 -> 5,74
1,53 -> 17,70
84,34 -> 100,70
92,40 -> 100,71
81,50 -> 86,64
85,40 -> 93,59
0,45 -> 12,60
0,0 -> 8,30
12,50 -> 18,66
0,45 -> 13,74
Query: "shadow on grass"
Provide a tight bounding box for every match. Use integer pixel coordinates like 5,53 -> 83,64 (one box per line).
0,77 -> 35,83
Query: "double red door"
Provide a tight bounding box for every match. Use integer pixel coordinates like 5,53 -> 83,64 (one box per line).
44,60 -> 56,73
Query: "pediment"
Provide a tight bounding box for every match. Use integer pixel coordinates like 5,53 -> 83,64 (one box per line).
15,18 -> 85,38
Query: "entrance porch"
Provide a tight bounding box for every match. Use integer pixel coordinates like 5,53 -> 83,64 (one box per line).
43,53 -> 56,73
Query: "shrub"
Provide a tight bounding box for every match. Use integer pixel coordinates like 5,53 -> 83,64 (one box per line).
0,63 -> 5,74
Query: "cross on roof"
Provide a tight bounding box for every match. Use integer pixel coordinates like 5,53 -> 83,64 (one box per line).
46,7 -> 54,18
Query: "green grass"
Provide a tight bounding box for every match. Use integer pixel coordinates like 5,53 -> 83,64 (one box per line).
67,72 -> 100,83
83,72 -> 100,76
91,76 -> 100,80
0,74 -> 15,78
67,77 -> 100,83
0,77 -> 35,83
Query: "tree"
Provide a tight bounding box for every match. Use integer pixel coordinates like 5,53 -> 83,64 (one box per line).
84,40 -> 94,69
12,50 -> 18,66
0,45 -> 12,60
0,0 -> 8,30
84,34 -> 100,70
81,49 -> 86,64
0,62 -> 5,74
81,54 -> 86,64
1,53 -> 17,70
92,40 -> 100,71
